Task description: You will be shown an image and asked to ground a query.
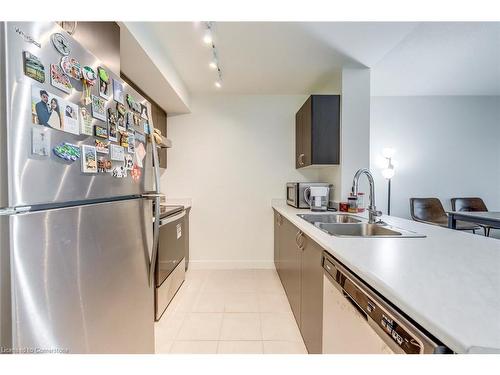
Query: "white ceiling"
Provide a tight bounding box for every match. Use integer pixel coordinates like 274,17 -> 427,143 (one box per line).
137,22 -> 500,96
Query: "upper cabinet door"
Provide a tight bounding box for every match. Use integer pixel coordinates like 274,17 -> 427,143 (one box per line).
295,97 -> 312,168
295,95 -> 340,169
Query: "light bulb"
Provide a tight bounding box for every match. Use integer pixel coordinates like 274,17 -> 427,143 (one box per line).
203,29 -> 213,45
214,80 -> 222,88
382,147 -> 396,159
209,60 -> 217,70
382,166 -> 395,179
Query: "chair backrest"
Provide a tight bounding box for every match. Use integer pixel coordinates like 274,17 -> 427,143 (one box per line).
451,197 -> 488,212
409,197 -> 448,224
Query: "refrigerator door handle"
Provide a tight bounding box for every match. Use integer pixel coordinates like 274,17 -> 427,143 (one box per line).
148,123 -> 162,287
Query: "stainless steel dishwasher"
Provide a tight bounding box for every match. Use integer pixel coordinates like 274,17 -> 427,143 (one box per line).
322,251 -> 449,354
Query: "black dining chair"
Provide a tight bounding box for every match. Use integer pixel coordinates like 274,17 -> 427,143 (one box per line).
451,197 -> 499,237
409,197 -> 480,233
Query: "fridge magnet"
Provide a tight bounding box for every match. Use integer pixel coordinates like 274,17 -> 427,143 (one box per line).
110,144 -> 125,161
134,131 -> 146,144
140,103 -> 149,120
31,127 -> 50,156
98,67 -> 111,100
97,157 -> 112,173
124,154 -> 134,170
81,144 -> 97,173
143,122 -> 150,134
60,56 -> 82,80
81,66 -> 97,105
134,142 -> 146,168
95,139 -> 110,154
62,102 -> 79,135
31,85 -> 77,134
23,51 -> 45,83
126,111 -> 135,130
53,142 -> 80,162
111,165 -> 127,178
91,95 -> 106,121
130,164 -> 141,181
51,33 -> 71,56
119,131 -> 129,149
126,94 -> 141,113
79,107 -> 93,136
94,124 -> 108,139
107,108 -> 118,142
50,64 -> 72,93
127,132 -> 136,154
117,110 -> 126,131
113,79 -> 125,105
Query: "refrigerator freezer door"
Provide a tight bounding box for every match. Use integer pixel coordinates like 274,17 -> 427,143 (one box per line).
3,22 -> 154,208
9,198 -> 154,353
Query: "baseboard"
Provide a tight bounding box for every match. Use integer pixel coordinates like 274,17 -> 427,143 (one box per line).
187,260 -> 276,270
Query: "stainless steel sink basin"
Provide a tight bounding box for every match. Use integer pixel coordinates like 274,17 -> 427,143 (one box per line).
297,213 -> 425,238
317,223 -> 426,238
297,213 -> 362,224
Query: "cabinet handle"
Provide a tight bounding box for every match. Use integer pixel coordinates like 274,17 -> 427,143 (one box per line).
298,153 -> 305,166
295,231 -> 301,246
298,232 -> 306,250
276,213 -> 282,226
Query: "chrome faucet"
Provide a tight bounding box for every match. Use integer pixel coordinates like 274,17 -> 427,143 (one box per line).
351,168 -> 382,224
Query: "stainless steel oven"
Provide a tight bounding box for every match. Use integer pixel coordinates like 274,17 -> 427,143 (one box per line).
155,206 -> 187,321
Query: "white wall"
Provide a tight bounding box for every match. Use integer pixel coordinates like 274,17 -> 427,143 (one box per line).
162,94 -> 321,268
318,68 -> 371,202
370,96 -> 500,221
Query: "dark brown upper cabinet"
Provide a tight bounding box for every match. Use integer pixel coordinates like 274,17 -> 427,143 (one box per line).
295,95 -> 340,169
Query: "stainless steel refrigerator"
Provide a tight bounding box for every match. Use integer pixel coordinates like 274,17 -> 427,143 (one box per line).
0,22 -> 162,353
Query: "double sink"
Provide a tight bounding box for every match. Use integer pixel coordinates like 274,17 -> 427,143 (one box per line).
297,213 -> 425,238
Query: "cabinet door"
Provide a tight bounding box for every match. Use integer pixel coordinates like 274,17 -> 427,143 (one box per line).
300,234 -> 324,353
280,218 -> 302,324
274,211 -> 281,275
295,97 -> 312,168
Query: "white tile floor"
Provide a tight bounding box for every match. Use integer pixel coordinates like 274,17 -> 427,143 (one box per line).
155,269 -> 308,354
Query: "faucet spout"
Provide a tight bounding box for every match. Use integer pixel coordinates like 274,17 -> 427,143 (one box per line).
351,168 -> 382,224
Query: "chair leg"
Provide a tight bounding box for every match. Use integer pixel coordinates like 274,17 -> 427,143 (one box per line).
486,227 -> 491,237
472,229 -> 476,234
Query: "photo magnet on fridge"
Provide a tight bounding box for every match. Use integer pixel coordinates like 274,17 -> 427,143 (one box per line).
23,51 -> 45,83
110,144 -> 125,161
98,67 -> 111,100
113,79 -> 125,105
91,95 -> 106,121
127,132 -> 135,154
50,64 -> 72,94
124,154 -> 134,170
31,127 -> 50,156
107,108 -> 118,142
140,103 -> 149,120
81,144 -> 97,173
79,107 -> 93,136
119,131 -> 129,149
31,85 -> 79,135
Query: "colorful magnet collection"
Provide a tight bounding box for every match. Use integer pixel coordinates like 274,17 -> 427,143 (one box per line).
25,31 -> 151,179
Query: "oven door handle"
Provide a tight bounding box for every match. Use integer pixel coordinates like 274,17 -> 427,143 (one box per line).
159,210 -> 186,226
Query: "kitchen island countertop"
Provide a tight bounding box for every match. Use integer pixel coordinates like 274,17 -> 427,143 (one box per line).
272,201 -> 500,354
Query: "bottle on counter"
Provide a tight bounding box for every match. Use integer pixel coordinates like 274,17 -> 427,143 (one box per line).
357,192 -> 365,212
347,194 -> 358,213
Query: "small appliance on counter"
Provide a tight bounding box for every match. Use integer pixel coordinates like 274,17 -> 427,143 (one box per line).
286,182 -> 334,209
304,186 -> 330,211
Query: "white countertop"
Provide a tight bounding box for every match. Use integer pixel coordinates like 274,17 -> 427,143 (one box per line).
272,201 -> 500,354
